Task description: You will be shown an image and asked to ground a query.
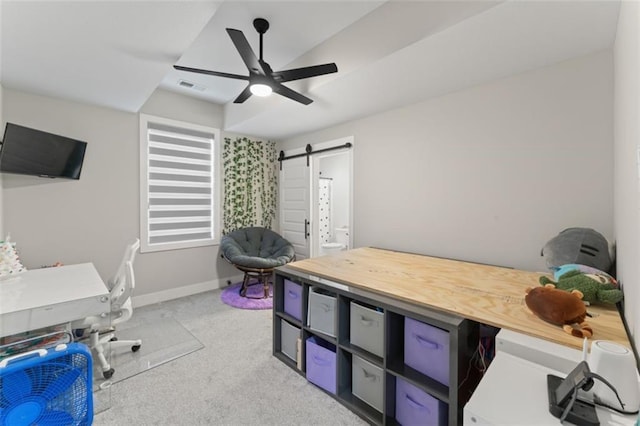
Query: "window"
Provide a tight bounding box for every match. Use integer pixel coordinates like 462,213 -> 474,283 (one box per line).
139,114 -> 220,252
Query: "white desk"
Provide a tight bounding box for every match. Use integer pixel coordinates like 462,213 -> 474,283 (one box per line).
465,338 -> 638,426
0,263 -> 110,338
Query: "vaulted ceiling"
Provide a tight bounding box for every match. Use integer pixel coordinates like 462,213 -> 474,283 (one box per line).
0,1 -> 621,140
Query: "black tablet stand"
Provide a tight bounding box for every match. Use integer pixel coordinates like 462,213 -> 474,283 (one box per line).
547,375 -> 599,426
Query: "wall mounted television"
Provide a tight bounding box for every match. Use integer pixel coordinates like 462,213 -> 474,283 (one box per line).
0,123 -> 88,180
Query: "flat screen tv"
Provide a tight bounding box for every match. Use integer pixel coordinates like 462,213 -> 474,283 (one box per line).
0,123 -> 87,180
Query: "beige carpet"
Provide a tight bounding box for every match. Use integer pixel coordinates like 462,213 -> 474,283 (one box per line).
93,289 -> 366,425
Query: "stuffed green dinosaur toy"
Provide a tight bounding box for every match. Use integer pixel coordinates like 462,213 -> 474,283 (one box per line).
539,269 -> 623,305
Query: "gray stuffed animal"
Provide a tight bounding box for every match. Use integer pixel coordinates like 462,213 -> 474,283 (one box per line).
541,227 -> 613,273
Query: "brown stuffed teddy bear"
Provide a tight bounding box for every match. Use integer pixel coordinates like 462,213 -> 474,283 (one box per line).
525,286 -> 593,338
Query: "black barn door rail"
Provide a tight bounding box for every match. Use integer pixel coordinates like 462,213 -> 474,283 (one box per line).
278,142 -> 352,169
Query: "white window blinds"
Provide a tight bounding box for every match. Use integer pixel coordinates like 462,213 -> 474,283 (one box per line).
140,115 -> 219,252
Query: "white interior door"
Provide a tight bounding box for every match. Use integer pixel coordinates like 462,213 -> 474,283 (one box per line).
279,156 -> 310,260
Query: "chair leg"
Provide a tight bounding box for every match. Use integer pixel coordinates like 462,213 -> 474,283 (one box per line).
254,271 -> 271,298
263,273 -> 270,298
90,330 -> 112,377
240,273 -> 250,297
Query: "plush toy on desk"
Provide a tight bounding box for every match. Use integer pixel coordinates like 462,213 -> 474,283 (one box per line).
541,227 -> 614,273
539,269 -> 623,306
525,286 -> 593,338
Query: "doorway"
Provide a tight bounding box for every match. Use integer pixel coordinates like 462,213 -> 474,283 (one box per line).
279,137 -> 353,260
312,148 -> 351,257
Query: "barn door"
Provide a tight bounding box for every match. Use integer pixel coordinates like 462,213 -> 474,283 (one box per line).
279,156 -> 310,260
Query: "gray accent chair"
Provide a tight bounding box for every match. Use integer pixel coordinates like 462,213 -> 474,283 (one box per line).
221,227 -> 296,298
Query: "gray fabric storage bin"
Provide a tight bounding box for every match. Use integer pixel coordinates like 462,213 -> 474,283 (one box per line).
280,319 -> 300,362
352,355 -> 384,413
350,301 -> 384,357
308,286 -> 337,337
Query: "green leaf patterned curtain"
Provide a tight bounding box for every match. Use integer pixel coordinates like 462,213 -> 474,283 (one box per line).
222,137 -> 277,234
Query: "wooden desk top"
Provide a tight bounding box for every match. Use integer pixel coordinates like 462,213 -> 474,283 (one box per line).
287,247 -> 630,351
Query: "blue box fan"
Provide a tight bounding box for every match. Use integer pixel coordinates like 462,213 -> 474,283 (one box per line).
0,343 -> 93,425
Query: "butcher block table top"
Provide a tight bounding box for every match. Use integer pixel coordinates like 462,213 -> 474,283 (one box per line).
286,247 -> 631,351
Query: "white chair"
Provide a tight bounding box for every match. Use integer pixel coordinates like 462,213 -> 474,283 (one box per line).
73,238 -> 142,379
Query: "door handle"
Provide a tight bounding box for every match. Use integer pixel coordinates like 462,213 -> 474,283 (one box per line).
304,219 -> 310,239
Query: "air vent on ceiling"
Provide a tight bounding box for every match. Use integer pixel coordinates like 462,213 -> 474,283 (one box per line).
178,79 -> 206,92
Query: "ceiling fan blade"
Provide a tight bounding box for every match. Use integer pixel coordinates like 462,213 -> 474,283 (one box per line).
173,65 -> 249,81
226,28 -> 265,75
233,85 -> 253,104
272,63 -> 338,83
273,83 -> 313,105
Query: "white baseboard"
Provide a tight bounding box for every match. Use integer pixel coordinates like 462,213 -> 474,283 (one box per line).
132,274 -> 244,308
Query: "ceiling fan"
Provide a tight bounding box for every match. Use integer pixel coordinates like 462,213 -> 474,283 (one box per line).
174,18 -> 338,105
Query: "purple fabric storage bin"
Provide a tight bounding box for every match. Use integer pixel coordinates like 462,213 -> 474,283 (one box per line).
404,317 -> 450,386
284,279 -> 303,321
305,336 -> 337,394
395,377 -> 447,426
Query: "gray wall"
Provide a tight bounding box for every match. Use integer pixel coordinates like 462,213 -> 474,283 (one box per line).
280,50 -> 614,273
0,83 -> 4,238
613,1 -> 640,347
1,49 -> 618,307
1,88 -> 238,301
0,1 -> 3,237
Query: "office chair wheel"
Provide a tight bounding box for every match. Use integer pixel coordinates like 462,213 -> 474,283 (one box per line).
132,344 -> 141,352
103,368 -> 115,379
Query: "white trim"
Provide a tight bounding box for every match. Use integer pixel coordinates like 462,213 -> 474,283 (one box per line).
131,274 -> 244,308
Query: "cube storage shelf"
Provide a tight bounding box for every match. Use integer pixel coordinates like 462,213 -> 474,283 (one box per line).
272,266 -> 481,426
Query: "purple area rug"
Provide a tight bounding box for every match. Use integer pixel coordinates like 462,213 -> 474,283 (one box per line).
220,281 -> 273,310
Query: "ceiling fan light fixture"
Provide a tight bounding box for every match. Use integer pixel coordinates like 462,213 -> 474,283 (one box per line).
174,18 -> 337,105
250,83 -> 273,97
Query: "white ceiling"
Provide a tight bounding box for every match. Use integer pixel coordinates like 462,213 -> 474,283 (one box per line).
0,1 -> 621,140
